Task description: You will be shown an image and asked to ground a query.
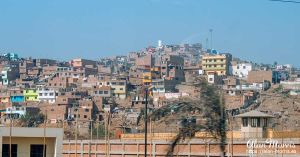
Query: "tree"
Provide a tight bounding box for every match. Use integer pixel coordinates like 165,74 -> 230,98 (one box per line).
148,77 -> 226,156
19,112 -> 45,127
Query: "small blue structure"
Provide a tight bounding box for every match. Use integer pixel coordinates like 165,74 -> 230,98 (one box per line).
10,95 -> 25,103
3,53 -> 19,61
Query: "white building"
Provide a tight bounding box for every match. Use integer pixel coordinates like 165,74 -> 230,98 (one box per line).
230,63 -> 252,78
38,88 -> 57,103
4,106 -> 27,119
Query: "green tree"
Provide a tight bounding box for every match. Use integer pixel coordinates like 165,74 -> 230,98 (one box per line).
19,112 -> 45,127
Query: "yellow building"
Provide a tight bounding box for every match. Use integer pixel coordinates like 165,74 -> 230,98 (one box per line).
201,53 -> 232,75
142,67 -> 161,85
23,89 -> 39,101
109,80 -> 127,99
0,96 -> 10,103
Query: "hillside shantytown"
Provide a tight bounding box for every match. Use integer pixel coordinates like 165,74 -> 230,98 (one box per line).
0,42 -> 300,157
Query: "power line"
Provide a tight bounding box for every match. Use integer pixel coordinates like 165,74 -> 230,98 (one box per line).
269,0 -> 300,4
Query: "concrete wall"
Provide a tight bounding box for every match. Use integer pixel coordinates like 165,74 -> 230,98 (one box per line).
62,139 -> 300,157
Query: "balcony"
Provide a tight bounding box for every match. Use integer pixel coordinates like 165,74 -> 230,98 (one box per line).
203,66 -> 226,70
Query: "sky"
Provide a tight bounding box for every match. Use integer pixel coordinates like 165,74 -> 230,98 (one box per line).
0,0 -> 299,66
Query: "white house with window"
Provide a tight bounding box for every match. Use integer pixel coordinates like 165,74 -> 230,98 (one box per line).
230,63 -> 252,78
235,110 -> 273,138
37,88 -> 57,103
4,106 -> 27,119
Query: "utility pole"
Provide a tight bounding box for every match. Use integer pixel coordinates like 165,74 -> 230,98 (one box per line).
89,119 -> 93,157
9,104 -> 12,157
43,110 -> 47,157
75,107 -> 79,157
144,88 -> 148,157
230,115 -> 233,157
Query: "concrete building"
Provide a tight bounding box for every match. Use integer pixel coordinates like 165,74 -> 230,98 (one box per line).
99,80 -> 127,99
35,59 -> 57,67
91,86 -> 111,98
207,72 -> 224,84
69,58 -> 97,68
37,88 -> 57,104
3,106 -> 27,119
71,99 -> 93,121
0,127 -> 63,157
10,95 -> 25,103
47,76 -> 71,89
235,110 -> 273,138
157,55 -> 185,82
1,66 -> 19,86
201,53 -> 232,75
40,104 -> 67,123
0,94 -> 10,103
23,89 -> 39,102
247,70 -> 273,84
230,62 -> 252,78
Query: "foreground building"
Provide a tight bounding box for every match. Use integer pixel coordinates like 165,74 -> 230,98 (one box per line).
0,127 -> 63,157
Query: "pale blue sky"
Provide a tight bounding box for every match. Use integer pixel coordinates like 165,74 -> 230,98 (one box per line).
0,0 -> 299,66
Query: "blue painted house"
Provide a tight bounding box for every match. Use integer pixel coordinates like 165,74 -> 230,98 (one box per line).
10,95 -> 25,103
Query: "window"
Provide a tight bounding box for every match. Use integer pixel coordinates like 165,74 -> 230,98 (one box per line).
263,118 -> 268,127
104,91 -> 108,94
2,144 -> 18,157
94,91 -> 98,94
85,109 -> 89,112
39,93 -> 43,96
30,144 -> 46,157
120,88 -> 123,90
99,91 -> 103,94
84,115 -> 87,118
49,93 -> 54,96
237,66 -> 240,69
250,118 -> 260,127
242,118 -> 248,127
44,93 -> 48,96
243,66 -> 246,69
